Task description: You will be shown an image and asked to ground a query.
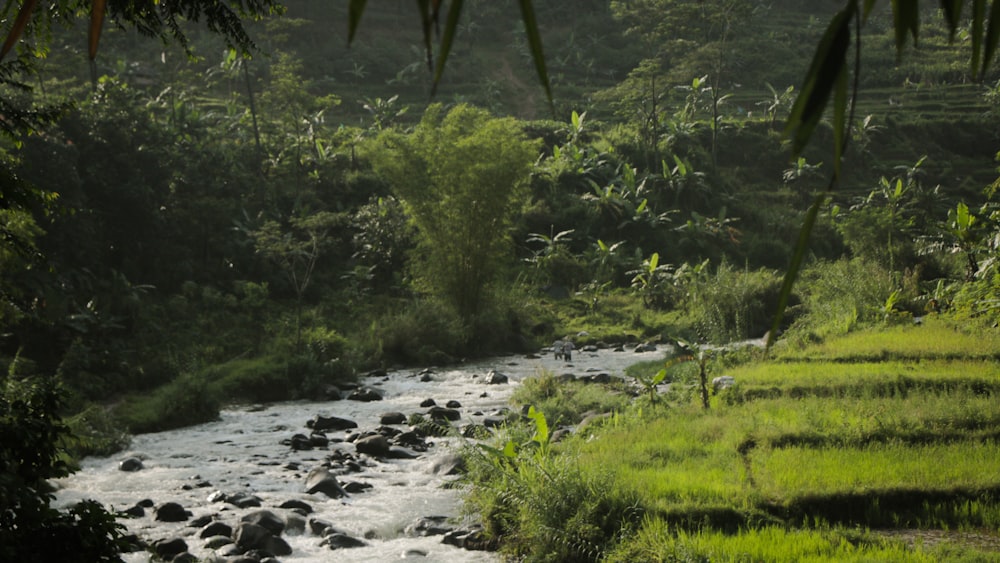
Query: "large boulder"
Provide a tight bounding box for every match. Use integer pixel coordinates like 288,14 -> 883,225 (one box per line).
379,411 -> 407,425
304,467 -> 348,498
233,522 -> 291,556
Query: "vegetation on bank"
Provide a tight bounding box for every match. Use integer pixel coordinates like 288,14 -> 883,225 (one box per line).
464,316 -> 1000,561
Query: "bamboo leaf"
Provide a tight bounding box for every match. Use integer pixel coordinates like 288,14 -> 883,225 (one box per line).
416,0 -> 434,71
784,4 -> 853,159
0,0 -> 39,62
648,252 -> 659,272
972,0 -> 986,77
347,0 -> 367,45
982,0 -> 1000,76
862,0 -> 878,20
891,0 -> 920,51
939,0 -> 965,39
832,62 -> 848,179
767,194 -> 826,353
517,0 -> 554,114
431,0 -> 463,96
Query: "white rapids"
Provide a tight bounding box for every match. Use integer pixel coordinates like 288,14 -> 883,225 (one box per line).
53,347 -> 661,562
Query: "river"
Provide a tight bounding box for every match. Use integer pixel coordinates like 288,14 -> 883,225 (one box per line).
53,346 -> 663,562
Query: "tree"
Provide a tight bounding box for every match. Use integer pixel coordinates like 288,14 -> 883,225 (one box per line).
372,104 -> 539,323
253,210 -> 340,352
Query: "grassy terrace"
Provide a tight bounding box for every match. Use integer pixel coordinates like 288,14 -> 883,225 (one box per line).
467,317 -> 1000,561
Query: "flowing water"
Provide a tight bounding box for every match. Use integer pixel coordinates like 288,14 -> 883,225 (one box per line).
53,347 -> 662,562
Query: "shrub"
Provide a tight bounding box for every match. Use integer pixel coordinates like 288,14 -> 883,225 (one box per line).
681,262 -> 784,343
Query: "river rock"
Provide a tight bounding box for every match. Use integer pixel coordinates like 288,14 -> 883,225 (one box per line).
199,520 -> 232,538
284,512 -> 307,535
308,415 -> 358,432
441,526 -> 493,551
227,492 -> 263,508
354,434 -> 390,457
172,552 -> 198,563
484,370 -> 509,384
121,504 -> 144,518
242,509 -> 285,536
405,515 -> 452,536
322,532 -> 367,549
445,400 -> 462,408
427,406 -> 460,421
152,537 -> 187,560
347,387 -> 383,402
419,398 -> 437,407
154,502 -> 190,522
429,453 -> 466,475
278,499 -> 313,514
343,481 -> 373,493
118,457 -> 143,472
305,467 -> 348,498
379,411 -> 407,425
580,373 -> 611,384
202,535 -> 233,549
188,514 -> 214,528
233,522 -> 270,551
387,446 -> 419,459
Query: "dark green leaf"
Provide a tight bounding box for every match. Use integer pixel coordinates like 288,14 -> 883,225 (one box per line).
891,0 -> 920,51
347,0 -> 367,45
766,194 -> 826,353
517,0 -> 554,114
416,0 -> 434,70
972,0 -> 986,77
939,0 -> 965,39
862,0 -> 879,20
432,0 -> 464,96
982,0 -> 1000,76
784,5 -> 853,159
832,63 -> 848,179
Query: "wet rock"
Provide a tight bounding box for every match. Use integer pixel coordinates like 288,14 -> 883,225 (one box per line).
441,526 -> 494,551
428,406 -> 460,422
233,522 -> 274,553
187,514 -> 214,528
419,372 -> 434,382
321,532 -> 367,549
305,467 -> 348,498
118,457 -> 143,472
137,498 -> 154,508
482,416 -> 506,428
580,373 -> 611,384
309,433 -> 330,448
321,384 -> 342,400
227,492 -> 263,508
172,552 -> 198,563
405,516 -> 452,536
343,481 -> 373,494
241,509 -> 285,536
121,504 -> 144,518
429,453 -> 466,475
152,537 -> 187,560
484,370 -> 509,384
308,518 -> 346,536
419,398 -> 437,408
354,434 -> 390,457
347,387 -> 383,402
460,424 -> 489,439
202,535 -> 233,550
284,512 -> 307,535
206,490 -> 227,503
379,411 -> 407,425
278,499 -> 313,514
387,446 -> 419,459
308,415 -> 358,432
445,400 -> 462,408
634,342 -> 657,352
199,520 -> 232,539
154,502 -> 190,522
403,549 -> 429,558
582,344 -> 599,352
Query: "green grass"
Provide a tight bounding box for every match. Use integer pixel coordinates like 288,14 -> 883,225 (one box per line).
463,316 -> 1000,560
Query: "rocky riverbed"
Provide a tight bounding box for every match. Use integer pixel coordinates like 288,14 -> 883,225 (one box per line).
53,344 -> 663,562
